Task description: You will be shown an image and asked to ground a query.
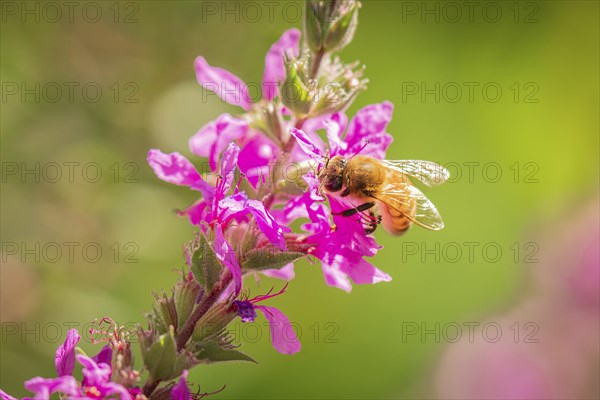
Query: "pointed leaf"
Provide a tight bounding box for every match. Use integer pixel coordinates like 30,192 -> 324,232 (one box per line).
195,341 -> 257,364
242,247 -> 305,271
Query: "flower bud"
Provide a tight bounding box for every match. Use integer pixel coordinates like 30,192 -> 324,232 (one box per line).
312,59 -> 367,115
152,291 -> 178,333
305,0 -> 361,53
281,56 -> 313,117
137,325 -> 196,381
251,102 -> 286,144
174,275 -> 201,330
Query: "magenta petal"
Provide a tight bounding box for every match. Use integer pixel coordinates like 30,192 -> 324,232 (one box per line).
262,28 -> 301,101
344,101 -> 394,158
55,328 -> 80,376
321,259 -> 353,293
262,263 -> 296,281
341,257 -> 392,285
189,114 -> 248,171
218,143 -> 240,194
77,354 -> 111,385
246,199 -> 287,250
194,56 -> 252,110
238,134 -> 277,188
213,225 -> 242,295
147,150 -> 202,187
289,128 -> 323,159
91,344 -> 113,366
102,383 -> 134,400
171,370 -> 191,400
0,390 -> 18,400
24,376 -> 79,399
256,306 -> 301,354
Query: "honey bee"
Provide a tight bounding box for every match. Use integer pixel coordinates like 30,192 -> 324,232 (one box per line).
318,155 -> 449,235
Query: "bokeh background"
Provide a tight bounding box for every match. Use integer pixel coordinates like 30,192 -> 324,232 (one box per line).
1,1 -> 598,398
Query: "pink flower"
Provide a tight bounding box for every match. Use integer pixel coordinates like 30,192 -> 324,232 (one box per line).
194,29 -> 300,107
147,143 -> 286,251
190,29 -> 300,173
2,330 -> 134,400
291,101 -> 394,160
285,102 -> 396,291
233,285 -> 301,355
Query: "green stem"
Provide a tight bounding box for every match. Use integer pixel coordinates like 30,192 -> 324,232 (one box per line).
176,271 -> 233,351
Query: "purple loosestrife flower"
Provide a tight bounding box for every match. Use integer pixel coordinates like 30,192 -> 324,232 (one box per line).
233,285 -> 301,355
2,329 -> 135,400
148,143 -> 293,284
282,102 -> 395,291
147,143 -> 286,250
190,29 -> 301,178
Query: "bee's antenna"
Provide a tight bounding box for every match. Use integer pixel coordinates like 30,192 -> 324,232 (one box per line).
349,139 -> 370,159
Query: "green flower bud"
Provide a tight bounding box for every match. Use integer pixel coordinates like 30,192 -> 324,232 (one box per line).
312,59 -> 368,115
324,1 -> 360,52
138,325 -> 196,381
281,56 -> 313,117
304,0 -> 361,53
151,291 -> 178,333
174,275 -> 201,330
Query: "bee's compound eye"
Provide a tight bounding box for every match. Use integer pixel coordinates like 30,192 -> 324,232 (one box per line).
325,176 -> 343,192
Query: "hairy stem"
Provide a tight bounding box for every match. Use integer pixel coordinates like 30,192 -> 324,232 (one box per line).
142,379 -> 160,397
310,48 -> 325,79
176,271 -> 233,351
142,272 -> 233,398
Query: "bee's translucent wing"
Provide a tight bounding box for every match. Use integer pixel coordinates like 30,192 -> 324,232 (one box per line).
373,181 -> 445,231
381,160 -> 449,187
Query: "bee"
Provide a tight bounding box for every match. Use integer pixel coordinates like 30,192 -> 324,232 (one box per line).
318,155 -> 449,235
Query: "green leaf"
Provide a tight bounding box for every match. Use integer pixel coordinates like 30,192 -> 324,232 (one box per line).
195,341 -> 257,364
242,247 -> 305,271
142,326 -> 178,381
191,232 -> 221,291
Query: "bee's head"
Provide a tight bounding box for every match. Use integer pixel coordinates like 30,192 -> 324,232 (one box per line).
318,155 -> 346,193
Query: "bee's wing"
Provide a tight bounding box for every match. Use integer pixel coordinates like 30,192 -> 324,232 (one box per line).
381,160 -> 449,187
373,180 -> 445,231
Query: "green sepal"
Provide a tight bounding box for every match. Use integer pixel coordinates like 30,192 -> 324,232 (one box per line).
192,302 -> 236,343
281,57 -> 312,117
174,277 -> 201,330
305,1 -> 326,52
152,291 -> 178,333
140,326 -> 196,381
191,231 -> 222,291
242,246 -> 305,271
324,1 -> 360,52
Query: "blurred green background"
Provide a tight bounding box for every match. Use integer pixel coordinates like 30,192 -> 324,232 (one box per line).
1,1 -> 598,398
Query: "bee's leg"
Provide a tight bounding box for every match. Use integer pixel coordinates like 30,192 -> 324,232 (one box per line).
340,188 -> 351,197
363,211 -> 382,234
334,202 -> 376,217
